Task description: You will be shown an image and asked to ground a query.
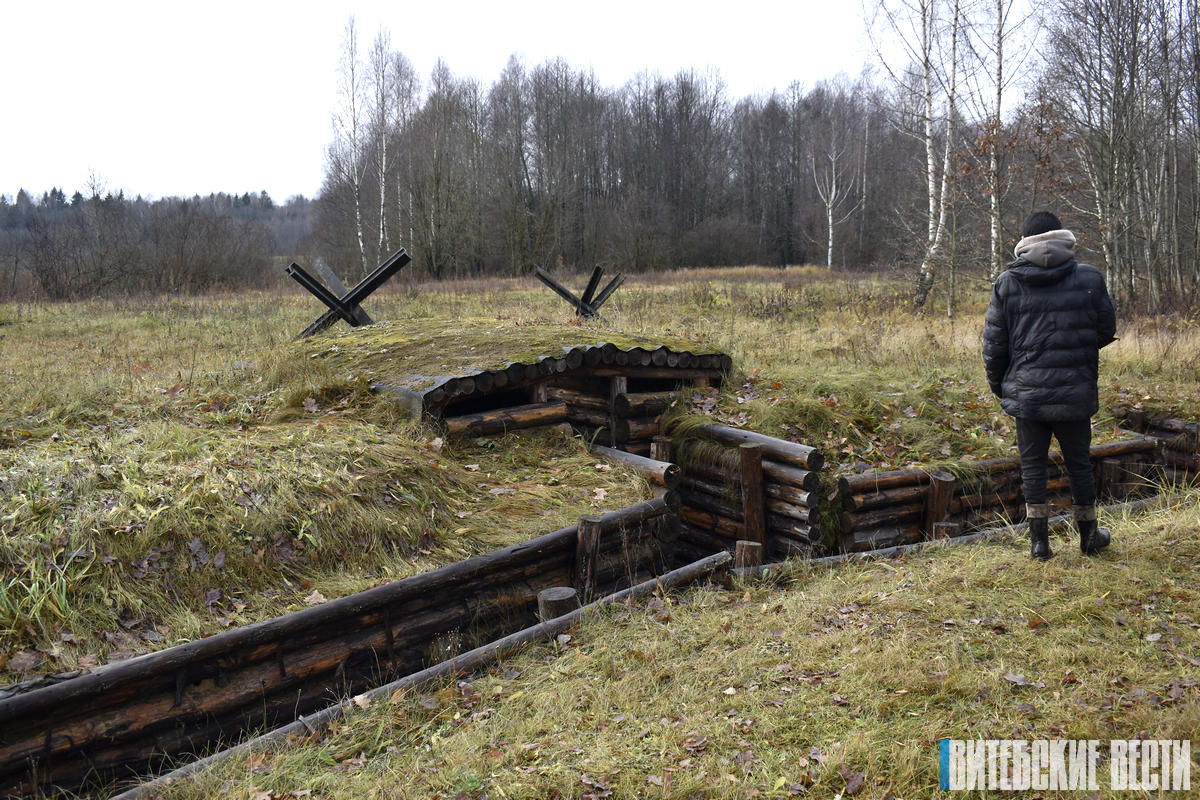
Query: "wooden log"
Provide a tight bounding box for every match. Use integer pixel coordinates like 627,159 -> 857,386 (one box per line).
694,424 -> 823,471
561,347 -> 585,370
443,402 -> 568,437
473,371 -> 495,394
735,541 -> 764,570
949,476 -> 1072,515
537,587 -> 579,621
609,376 -> 627,448
651,435 -> 672,463
765,498 -> 811,523
504,362 -> 528,385
588,444 -> 681,489
739,444 -> 766,545
837,467 -> 930,495
564,405 -> 611,429
679,524 -> 736,556
1142,414 -> 1198,435
1164,448 -> 1199,470
575,514 -> 603,604
615,416 -> 660,443
762,460 -> 821,492
545,386 -> 610,411
679,507 -> 744,540
923,470 -> 956,536
1087,438 -> 1159,459
843,525 -> 923,552
614,391 -> 678,418
684,457 -> 820,495
1146,429 -> 1198,451
580,366 -> 726,382
767,515 -> 814,542
679,479 -> 741,516
763,482 -> 818,510
841,501 -> 925,534
845,483 -> 928,512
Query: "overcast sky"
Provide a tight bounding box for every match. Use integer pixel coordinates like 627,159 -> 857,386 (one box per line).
1,1 -> 873,203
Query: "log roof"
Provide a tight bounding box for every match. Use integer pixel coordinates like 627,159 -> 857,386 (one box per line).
304,318 -> 731,416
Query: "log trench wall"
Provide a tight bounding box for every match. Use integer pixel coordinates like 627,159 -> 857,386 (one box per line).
837,437 -> 1164,552
390,343 -> 732,442
0,499 -> 681,798
663,425 -> 826,562
1110,407 -> 1200,481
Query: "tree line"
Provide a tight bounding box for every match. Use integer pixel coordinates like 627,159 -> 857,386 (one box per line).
0,189 -> 315,299
318,0 -> 1200,310
3,0 -> 1196,309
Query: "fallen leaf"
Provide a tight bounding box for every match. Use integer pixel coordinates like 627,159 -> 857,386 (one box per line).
1003,672 -> 1045,688
302,396 -> 318,413
838,764 -> 866,795
304,589 -> 327,605
8,650 -> 40,672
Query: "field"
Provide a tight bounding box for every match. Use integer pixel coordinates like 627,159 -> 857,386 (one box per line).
2,266 -> 1199,797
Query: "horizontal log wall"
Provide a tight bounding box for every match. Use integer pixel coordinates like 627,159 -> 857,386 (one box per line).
1110,406 -> 1199,480
393,344 -> 730,418
837,437 -> 1162,552
668,428 -> 825,561
0,499 -> 679,798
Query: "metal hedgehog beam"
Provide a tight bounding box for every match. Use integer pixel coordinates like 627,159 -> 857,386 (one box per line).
288,248 -> 411,339
535,265 -> 625,318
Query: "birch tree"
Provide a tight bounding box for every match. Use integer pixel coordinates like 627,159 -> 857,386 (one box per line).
329,18 -> 369,276
869,0 -> 966,307
808,83 -> 863,268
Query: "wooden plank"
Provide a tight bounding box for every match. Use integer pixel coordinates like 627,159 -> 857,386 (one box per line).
739,443 -> 766,546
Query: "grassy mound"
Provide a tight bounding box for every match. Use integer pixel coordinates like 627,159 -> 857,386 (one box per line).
0,298 -> 659,677
305,317 -> 714,390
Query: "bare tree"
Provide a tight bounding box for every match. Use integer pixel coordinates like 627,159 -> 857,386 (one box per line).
869,0 -> 967,307
809,82 -> 863,268
329,18 -> 369,276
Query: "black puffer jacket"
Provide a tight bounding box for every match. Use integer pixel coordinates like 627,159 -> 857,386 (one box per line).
982,230 -> 1116,421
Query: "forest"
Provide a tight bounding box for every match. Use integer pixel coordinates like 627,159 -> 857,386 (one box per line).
2,0 -> 1198,310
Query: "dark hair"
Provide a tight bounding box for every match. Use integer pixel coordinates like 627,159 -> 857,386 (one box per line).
1021,211 -> 1062,237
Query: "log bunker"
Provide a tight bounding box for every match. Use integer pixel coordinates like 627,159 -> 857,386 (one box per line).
1,319 -> 1197,797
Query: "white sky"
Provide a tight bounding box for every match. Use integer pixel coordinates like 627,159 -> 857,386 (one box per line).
1,0 -> 873,202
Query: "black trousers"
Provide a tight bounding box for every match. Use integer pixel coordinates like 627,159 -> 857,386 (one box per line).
1015,417 -> 1096,507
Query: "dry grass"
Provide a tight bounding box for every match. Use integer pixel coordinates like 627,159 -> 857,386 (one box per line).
2,267 -> 1198,797
156,490 -> 1200,800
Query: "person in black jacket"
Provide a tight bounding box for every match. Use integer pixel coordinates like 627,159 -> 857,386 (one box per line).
982,211 -> 1117,560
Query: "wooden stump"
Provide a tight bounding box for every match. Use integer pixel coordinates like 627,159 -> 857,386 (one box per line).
734,540 -> 764,570
923,470 -> 956,537
931,521 -> 962,540
575,514 -> 603,603
537,587 -> 580,621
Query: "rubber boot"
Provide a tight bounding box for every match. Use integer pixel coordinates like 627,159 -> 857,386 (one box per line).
1027,503 -> 1053,561
1074,505 -> 1111,555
